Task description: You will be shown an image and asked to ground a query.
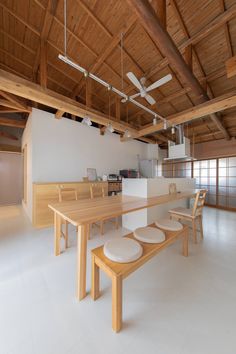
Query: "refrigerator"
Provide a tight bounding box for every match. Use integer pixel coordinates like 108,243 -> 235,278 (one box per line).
139,159 -> 159,178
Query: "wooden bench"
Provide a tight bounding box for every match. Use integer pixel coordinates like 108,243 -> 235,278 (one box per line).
91,224 -> 189,332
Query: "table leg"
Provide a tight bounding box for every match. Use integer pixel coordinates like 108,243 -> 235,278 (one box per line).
77,224 -> 89,300
54,212 -> 62,256
112,275 -> 122,333
91,256 -> 100,300
183,228 -> 189,257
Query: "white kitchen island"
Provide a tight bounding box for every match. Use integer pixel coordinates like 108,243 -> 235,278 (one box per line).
122,177 -> 195,231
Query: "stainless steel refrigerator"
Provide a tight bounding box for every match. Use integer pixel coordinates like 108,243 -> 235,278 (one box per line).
139,159 -> 158,178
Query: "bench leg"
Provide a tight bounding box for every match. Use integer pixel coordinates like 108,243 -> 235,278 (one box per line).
91,256 -> 100,300
112,275 -> 122,333
64,221 -> 69,249
54,212 -> 61,256
182,228 -> 189,257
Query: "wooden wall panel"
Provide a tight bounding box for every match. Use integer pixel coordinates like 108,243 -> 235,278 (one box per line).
32,181 -> 108,228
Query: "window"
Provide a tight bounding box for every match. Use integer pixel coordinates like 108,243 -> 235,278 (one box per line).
162,156 -> 236,211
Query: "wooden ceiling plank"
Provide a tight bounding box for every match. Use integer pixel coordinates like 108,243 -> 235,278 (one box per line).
0,117 -> 26,128
0,69 -> 139,135
128,0 -> 230,139
0,3 -> 41,36
0,131 -> 18,141
0,29 -> 36,55
0,99 -> 31,113
145,3 -> 236,80
226,56 -> 236,78
0,91 -> 29,111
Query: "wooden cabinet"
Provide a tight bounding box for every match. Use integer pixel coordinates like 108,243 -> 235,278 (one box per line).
108,181 -> 122,195
33,181 -> 108,228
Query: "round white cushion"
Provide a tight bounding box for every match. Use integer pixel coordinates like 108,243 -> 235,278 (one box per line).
155,218 -> 183,231
134,227 -> 165,244
104,238 -> 143,263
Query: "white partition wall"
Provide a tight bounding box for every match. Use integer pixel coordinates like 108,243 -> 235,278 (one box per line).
122,177 -> 195,231
21,108 -> 147,221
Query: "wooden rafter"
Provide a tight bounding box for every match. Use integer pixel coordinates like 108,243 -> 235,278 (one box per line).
0,131 -> 18,141
219,0 -> 233,58
127,0 -> 230,140
0,98 -> 31,113
0,91 -> 30,111
137,90 -> 236,137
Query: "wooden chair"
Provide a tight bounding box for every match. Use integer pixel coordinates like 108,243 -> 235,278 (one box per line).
57,186 -> 78,248
90,183 -> 119,235
168,189 -> 207,243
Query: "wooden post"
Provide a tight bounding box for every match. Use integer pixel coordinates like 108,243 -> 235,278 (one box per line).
86,78 -> 92,108
40,39 -> 47,88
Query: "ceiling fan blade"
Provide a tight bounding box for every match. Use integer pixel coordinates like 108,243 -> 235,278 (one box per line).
146,74 -> 172,92
145,94 -> 156,105
130,93 -> 141,99
126,72 -> 143,91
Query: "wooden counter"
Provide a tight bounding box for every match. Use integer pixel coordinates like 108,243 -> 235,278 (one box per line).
32,181 -> 108,228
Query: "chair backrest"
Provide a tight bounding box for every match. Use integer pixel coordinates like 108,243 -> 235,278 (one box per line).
192,189 -> 207,217
90,183 -> 105,199
58,185 -> 78,202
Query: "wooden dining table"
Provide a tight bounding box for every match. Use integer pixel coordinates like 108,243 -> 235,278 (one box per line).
48,189 -> 197,300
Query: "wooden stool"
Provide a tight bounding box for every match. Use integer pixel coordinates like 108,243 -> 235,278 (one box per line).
91,224 -> 189,332
90,183 -> 119,235
168,189 -> 207,243
57,185 -> 78,248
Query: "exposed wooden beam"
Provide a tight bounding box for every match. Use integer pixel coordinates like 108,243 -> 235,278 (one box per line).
0,117 -> 26,128
144,3 -> 236,80
55,110 -> 64,119
0,69 -> 139,135
151,0 -> 166,28
0,91 -> 29,111
128,0 -> 230,139
219,0 -> 233,58
0,99 -> 31,113
184,44 -> 192,70
136,90 -> 236,137
0,131 -> 18,141
33,0 -> 59,81
40,39 -> 47,88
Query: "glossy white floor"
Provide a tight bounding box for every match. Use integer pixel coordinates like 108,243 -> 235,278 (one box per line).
0,205 -> 235,354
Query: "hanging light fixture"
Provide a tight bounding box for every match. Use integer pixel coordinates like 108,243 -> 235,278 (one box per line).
82,114 -> 92,126
171,126 -> 175,135
124,129 -> 131,138
106,122 -> 114,133
153,114 -> 157,125
105,87 -> 114,134
164,120 -> 167,130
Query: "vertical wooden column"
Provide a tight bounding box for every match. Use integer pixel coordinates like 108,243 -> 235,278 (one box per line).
40,39 -> 47,88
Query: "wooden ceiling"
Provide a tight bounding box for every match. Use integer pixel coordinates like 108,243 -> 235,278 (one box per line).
0,0 -> 236,146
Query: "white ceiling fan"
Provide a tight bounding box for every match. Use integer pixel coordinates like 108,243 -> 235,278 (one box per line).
123,72 -> 172,105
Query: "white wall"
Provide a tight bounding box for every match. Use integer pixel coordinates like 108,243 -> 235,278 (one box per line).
22,108 -> 147,220
0,152 -> 23,205
21,115 -> 33,220
31,108 -> 147,182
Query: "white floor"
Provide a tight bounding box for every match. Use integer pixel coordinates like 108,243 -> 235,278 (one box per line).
0,206 -> 236,354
